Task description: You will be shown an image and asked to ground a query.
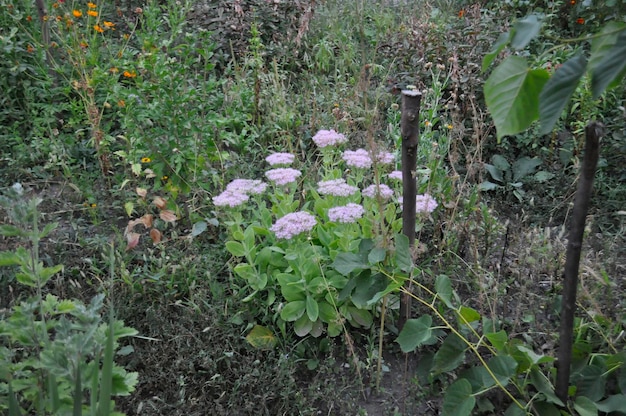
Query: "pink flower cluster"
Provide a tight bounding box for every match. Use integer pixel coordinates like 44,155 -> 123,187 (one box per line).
328,203 -> 365,223
265,168 -> 302,186
265,152 -> 295,166
372,151 -> 395,165
362,183 -> 394,200
270,211 -> 317,239
342,149 -> 372,169
312,129 -> 348,148
388,170 -> 403,181
213,178 -> 268,207
317,179 -> 358,197
399,194 -> 438,214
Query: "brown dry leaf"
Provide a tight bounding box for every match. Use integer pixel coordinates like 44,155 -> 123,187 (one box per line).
136,187 -> 148,198
125,232 -> 141,251
150,228 -> 162,244
125,214 -> 153,234
153,196 -> 167,210
159,209 -> 177,223
139,213 -> 153,228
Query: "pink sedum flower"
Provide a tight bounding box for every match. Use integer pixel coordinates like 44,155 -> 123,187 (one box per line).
398,194 -> 438,214
265,152 -> 296,166
328,203 -> 365,223
362,183 -> 394,200
342,149 -> 372,169
213,190 -> 249,207
372,151 -> 395,164
317,178 -> 358,197
270,211 -> 317,239
265,168 -> 302,186
388,170 -> 403,181
226,179 -> 267,195
312,129 -> 348,148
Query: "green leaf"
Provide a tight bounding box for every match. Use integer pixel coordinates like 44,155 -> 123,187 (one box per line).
435,275 -> 453,308
277,273 -> 306,302
486,355 -> 517,388
351,271 -> 387,308
434,334 -> 467,374
484,56 -> 550,140
457,306 -> 481,324
348,307 -> 373,328
332,252 -> 367,275
482,31 -> 511,72
530,367 -> 563,406
0,224 -> 27,237
589,24 -> 626,99
442,378 -> 476,416
318,301 -> 337,323
368,246 -> 387,264
577,364 -> 605,401
191,221 -> 207,237
531,401 -> 562,416
245,325 -> 277,349
394,233 -> 412,272
516,345 -> 554,365
478,181 -> 500,191
539,54 -> 587,135
226,241 -> 246,257
0,251 -> 22,266
293,314 -> 313,337
485,330 -> 508,351
512,157 -> 541,182
306,295 -> 319,322
573,396 -> 598,416
596,394 -> 626,413
492,154 -> 510,172
396,315 -> 433,352
280,300 -> 306,322
484,164 -> 504,183
510,14 -> 543,50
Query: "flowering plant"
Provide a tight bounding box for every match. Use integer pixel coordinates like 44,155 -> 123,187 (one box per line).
214,130 -> 440,338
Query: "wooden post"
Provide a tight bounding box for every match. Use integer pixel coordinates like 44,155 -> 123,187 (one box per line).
398,89 -> 422,331
555,122 -> 603,403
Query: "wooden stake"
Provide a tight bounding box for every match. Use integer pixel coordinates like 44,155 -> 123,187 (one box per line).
398,89 -> 422,331
556,121 -> 603,403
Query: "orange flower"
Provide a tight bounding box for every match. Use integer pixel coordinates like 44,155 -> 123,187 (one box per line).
50,41 -> 58,48
56,15 -> 62,21
123,33 -> 130,40
576,17 -> 585,24
87,2 -> 97,8
458,9 -> 465,17
94,24 -> 104,33
117,99 -> 126,107
103,21 -> 115,28
26,15 -> 32,21
80,41 -> 88,48
52,2 -> 59,8
87,10 -> 97,17
72,9 -> 82,18
123,70 -> 137,78
570,0 -> 575,4
26,44 -> 35,53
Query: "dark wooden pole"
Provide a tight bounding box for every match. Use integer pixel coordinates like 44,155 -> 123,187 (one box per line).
556,121 -> 603,403
398,89 -> 422,331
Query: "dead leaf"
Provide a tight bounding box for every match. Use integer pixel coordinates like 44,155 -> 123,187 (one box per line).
159,209 -> 177,223
136,187 -> 148,198
126,232 -> 140,251
125,214 -> 153,234
150,228 -> 162,244
153,196 -> 167,210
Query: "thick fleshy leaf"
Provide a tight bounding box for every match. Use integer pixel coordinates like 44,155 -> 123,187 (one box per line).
442,379 -> 476,416
539,54 -> 587,135
293,314 -> 313,336
485,56 -> 550,140
306,295 -> 319,322
512,157 -> 541,182
511,14 -> 543,50
396,315 -> 433,352
589,23 -> 626,99
280,300 -> 306,322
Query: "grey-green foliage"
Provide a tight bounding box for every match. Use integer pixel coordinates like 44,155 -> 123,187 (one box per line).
479,154 -> 553,201
0,184 -> 138,415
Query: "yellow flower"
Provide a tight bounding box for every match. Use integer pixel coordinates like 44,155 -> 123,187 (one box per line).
141,157 -> 151,163
123,70 -> 137,78
90,203 -> 97,208
446,124 -> 453,130
87,2 -> 97,9
73,10 -> 82,18
424,120 -> 431,127
103,21 -> 115,28
87,10 -> 98,17
161,175 -> 169,181
94,24 -> 104,33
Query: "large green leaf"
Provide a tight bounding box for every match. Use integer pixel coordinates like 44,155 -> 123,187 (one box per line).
394,233 -> 412,272
433,334 -> 467,374
442,379 -> 476,416
482,31 -> 511,72
511,14 -> 543,50
306,295 -> 319,322
596,394 -> 626,413
396,315 -> 433,353
512,157 -> 541,182
484,56 -> 550,140
530,367 -> 563,406
280,300 -> 306,322
485,330 -> 508,351
589,23 -> 626,99
539,54 -> 587,135
332,252 -> 367,276
577,364 -> 605,401
435,275 -> 453,308
573,396 -> 598,416
486,355 -> 517,388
